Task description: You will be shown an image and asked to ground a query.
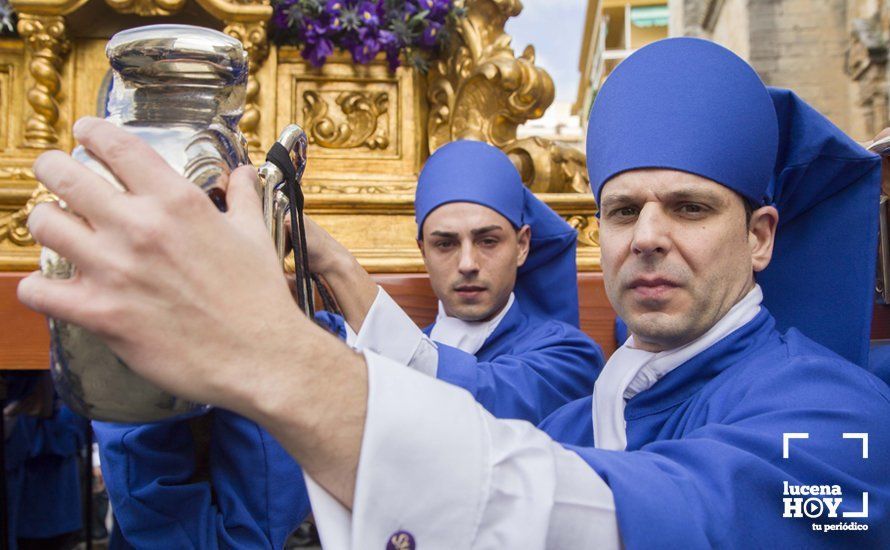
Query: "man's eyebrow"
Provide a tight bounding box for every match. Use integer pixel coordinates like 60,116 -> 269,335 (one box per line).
428,225 -> 504,238
600,193 -> 636,209
600,188 -> 727,208
470,225 -> 503,236
661,188 -> 727,205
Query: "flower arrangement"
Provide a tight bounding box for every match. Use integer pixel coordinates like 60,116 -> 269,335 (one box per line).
271,0 -> 465,71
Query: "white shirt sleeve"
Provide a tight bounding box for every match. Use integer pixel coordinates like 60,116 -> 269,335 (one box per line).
305,351 -> 622,549
345,286 -> 439,377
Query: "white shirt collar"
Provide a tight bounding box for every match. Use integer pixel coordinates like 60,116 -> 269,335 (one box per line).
592,285 -> 763,451
430,293 -> 515,355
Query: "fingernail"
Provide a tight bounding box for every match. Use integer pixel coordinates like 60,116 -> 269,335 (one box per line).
26,202 -> 44,233
72,117 -> 99,139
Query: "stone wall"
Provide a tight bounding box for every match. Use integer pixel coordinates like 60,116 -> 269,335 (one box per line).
748,0 -> 852,133
671,0 -> 881,140
711,0 -> 750,61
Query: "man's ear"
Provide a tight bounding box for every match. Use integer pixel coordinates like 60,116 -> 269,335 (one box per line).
516,225 -> 531,267
417,238 -> 426,260
749,206 -> 779,273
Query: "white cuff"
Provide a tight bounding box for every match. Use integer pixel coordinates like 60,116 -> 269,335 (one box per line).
304,475 -> 353,549
351,287 -> 438,377
310,350 -> 488,548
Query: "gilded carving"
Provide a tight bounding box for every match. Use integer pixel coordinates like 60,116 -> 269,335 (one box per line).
565,214 -> 599,248
505,137 -> 590,194
0,0 -> 599,273
303,182 -> 415,194
303,90 -> 389,150
104,0 -> 185,16
0,182 -> 55,247
17,13 -> 70,149
194,0 -> 269,22
426,0 -> 588,193
225,20 -> 269,151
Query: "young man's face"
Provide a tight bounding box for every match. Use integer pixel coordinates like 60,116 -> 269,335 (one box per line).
419,202 -> 531,322
599,168 -> 778,352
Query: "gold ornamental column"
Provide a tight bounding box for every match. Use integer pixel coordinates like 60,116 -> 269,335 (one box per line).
194,0 -> 273,157
10,0 -> 86,149
224,20 -> 269,151
17,14 -> 69,148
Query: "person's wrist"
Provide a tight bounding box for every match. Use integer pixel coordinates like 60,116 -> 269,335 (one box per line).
319,249 -> 363,286
314,242 -> 355,278
235,319 -> 308,421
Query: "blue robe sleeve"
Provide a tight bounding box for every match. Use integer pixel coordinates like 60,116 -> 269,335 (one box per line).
93,410 -> 310,549
436,322 -> 603,423
93,418 -> 217,548
563,357 -> 890,548
209,410 -> 310,549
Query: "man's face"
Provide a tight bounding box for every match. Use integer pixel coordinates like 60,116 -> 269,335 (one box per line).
419,202 -> 531,322
599,169 -> 777,352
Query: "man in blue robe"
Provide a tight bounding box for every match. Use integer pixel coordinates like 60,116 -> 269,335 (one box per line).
20,37 -> 890,548
309,139 -> 604,422
90,140 -> 602,548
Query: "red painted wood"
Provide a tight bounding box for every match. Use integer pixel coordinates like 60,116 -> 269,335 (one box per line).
11,269 -> 890,368
0,273 -> 50,370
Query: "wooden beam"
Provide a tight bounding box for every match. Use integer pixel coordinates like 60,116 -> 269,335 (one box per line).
0,272 -> 49,370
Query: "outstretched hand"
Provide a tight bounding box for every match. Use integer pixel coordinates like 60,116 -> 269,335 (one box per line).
18,117 -> 309,413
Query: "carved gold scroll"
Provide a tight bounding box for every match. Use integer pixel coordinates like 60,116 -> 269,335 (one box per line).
427,0 -> 591,195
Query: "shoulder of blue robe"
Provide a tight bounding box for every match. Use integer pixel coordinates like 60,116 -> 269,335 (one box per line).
93,410 -> 310,549
432,302 -> 604,423
542,313 -> 890,548
538,394 -> 594,447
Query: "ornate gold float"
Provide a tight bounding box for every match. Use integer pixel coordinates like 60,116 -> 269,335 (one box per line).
0,0 -> 599,274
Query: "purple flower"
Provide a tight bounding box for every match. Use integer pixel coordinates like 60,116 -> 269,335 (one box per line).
302,12 -> 337,66
350,38 -> 381,64
358,1 -> 380,28
325,1 -> 344,30
418,20 -> 441,48
272,0 -> 458,71
416,0 -> 450,18
304,17 -> 331,39
302,36 -> 335,66
325,0 -> 344,11
379,29 -> 402,70
271,0 -> 300,30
